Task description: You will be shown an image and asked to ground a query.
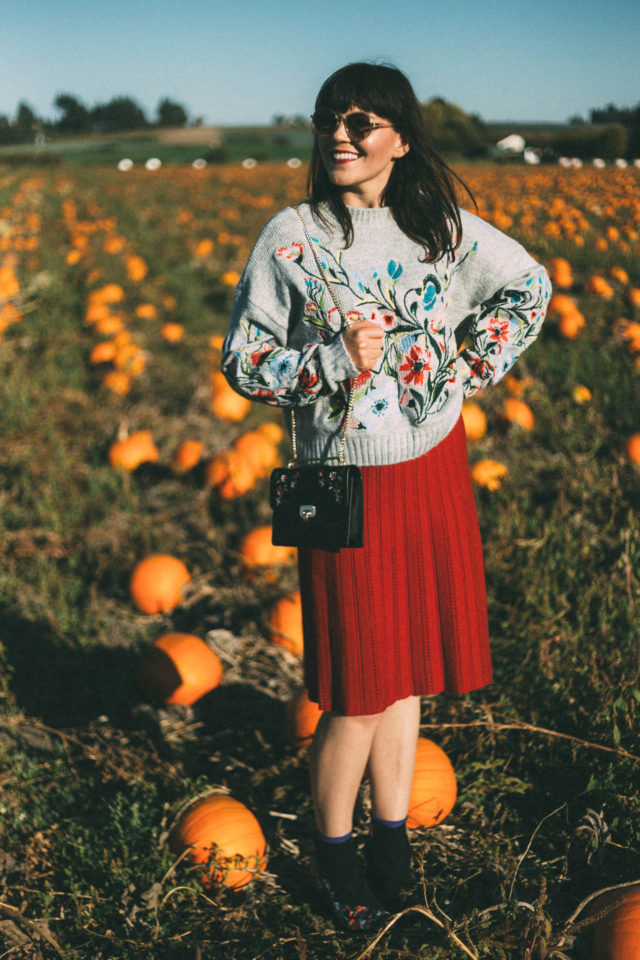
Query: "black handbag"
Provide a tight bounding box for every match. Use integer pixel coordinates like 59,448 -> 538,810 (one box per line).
269,208 -> 364,551
270,462 -> 363,549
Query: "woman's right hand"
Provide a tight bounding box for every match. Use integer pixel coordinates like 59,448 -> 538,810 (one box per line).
342,320 -> 385,372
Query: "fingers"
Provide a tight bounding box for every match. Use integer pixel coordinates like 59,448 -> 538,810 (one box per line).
342,320 -> 386,372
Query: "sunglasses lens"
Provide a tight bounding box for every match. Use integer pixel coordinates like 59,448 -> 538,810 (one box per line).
312,109 -> 338,134
345,113 -> 372,141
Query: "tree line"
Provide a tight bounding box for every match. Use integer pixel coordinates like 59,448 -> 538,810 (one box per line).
0,95 -> 189,145
1,92 -> 639,161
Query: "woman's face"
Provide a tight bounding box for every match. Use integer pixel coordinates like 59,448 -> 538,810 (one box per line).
316,106 -> 409,208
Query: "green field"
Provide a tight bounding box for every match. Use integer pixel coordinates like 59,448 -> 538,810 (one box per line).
0,162 -> 639,959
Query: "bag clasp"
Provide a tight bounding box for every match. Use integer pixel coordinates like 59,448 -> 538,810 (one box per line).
299,505 -> 317,521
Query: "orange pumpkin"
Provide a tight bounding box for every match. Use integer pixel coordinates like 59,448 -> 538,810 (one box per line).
256,421 -> 284,445
130,554 -> 191,614
548,257 -> 573,289
211,382 -> 251,422
171,440 -> 204,474
590,884 -> 640,960
109,431 -> 159,470
286,689 -> 322,747
268,592 -> 304,655
585,275 -> 614,299
90,341 -> 117,365
137,632 -> 222,705
471,459 -> 508,491
461,402 -> 487,441
572,385 -> 592,404
161,322 -> 184,343
502,398 -> 535,431
406,738 -> 457,829
625,434 -> 640,465
233,430 -> 278,477
206,451 -> 256,499
558,311 -> 586,339
170,794 -> 267,890
103,370 -> 132,396
240,526 -> 295,575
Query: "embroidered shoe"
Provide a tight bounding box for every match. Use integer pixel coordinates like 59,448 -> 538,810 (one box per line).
311,836 -> 389,932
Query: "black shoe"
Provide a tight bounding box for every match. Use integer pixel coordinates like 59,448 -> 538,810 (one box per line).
364,822 -> 415,912
312,836 -> 389,932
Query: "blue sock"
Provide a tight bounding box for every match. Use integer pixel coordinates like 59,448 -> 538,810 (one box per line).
316,830 -> 352,844
372,815 -> 407,830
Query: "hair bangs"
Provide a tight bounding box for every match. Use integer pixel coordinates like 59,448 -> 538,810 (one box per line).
315,63 -> 405,125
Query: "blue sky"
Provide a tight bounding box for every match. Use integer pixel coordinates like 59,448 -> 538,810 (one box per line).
2,0 -> 639,125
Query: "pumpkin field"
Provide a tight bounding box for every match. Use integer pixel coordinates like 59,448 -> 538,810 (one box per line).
1,160 -> 640,959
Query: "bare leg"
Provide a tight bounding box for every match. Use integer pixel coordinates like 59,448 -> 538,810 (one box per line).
310,710 -> 383,836
367,695 -> 421,820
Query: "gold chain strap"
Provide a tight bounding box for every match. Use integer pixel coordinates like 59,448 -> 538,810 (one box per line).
292,207 -> 356,465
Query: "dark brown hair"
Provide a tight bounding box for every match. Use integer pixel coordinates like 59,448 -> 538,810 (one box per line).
307,62 -> 474,262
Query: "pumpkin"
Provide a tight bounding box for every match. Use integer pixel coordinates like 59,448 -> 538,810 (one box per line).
625,434 -> 640,465
233,430 -> 278,477
206,451 -> 256,499
256,421 -> 284,445
589,883 -> 640,960
240,526 -> 295,575
210,373 -> 251,422
609,266 -> 629,285
268,592 -> 304,656
461,403 -> 487,441
171,440 -> 204,474
170,794 -> 267,890
221,270 -> 241,287
502,398 -> 535,431
548,257 -> 573,289
406,738 -> 457,829
137,632 -> 223,705
622,322 -> 640,353
130,554 -> 191,614
135,302 -> 158,320
558,310 -> 586,340
548,293 -> 578,318
125,254 -> 148,283
161,322 -> 184,343
103,370 -> 132,396
572,385 -> 592,404
628,288 -> 640,310
90,341 -> 117,365
108,430 -> 159,471
471,459 -> 508,491
585,275 -> 614,299
286,689 -> 322,747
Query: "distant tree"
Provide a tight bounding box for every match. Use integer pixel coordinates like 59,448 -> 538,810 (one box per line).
91,97 -> 148,133
156,97 -> 188,127
590,103 -> 637,126
628,106 -> 640,157
0,113 -> 15,145
54,93 -> 91,134
14,102 -> 39,141
421,98 -> 487,157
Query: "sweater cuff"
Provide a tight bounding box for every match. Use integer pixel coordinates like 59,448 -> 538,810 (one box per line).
318,334 -> 360,386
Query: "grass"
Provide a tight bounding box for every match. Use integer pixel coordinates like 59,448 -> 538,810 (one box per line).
0,162 -> 639,959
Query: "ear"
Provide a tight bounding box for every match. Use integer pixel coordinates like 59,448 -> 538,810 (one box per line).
392,134 -> 410,160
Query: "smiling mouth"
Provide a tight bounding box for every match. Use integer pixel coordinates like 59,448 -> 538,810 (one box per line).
331,151 -> 359,163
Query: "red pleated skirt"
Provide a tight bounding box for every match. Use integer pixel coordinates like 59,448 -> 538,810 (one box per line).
297,417 -> 492,716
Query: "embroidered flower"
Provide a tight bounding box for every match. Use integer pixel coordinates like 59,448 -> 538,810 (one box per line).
387,260 -> 403,281
276,241 -> 304,261
305,301 -> 318,316
346,310 -> 363,324
399,343 -> 432,386
249,343 -> 273,366
488,317 -> 510,343
422,281 -> 438,311
297,367 -> 319,393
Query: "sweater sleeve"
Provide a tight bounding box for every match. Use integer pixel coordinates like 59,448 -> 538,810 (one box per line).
451,211 -> 552,397
221,211 -> 359,408
454,263 -> 551,397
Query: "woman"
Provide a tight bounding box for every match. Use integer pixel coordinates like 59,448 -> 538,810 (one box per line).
222,62 -> 550,930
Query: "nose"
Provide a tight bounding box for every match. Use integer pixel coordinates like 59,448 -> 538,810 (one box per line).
331,116 -> 351,141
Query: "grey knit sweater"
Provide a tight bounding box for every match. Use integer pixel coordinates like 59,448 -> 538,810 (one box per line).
222,202 -> 551,466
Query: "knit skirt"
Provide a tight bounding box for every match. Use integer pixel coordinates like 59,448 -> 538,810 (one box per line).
298,417 -> 492,716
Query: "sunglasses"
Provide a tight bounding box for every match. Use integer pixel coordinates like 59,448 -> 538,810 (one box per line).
311,108 -> 394,142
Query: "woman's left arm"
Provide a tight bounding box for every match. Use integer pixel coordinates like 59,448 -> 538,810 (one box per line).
454,263 -> 551,397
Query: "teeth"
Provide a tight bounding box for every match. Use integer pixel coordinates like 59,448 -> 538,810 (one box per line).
332,151 -> 358,160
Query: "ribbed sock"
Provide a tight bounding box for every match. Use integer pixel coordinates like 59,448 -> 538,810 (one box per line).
365,817 -> 414,908
313,832 -> 382,909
